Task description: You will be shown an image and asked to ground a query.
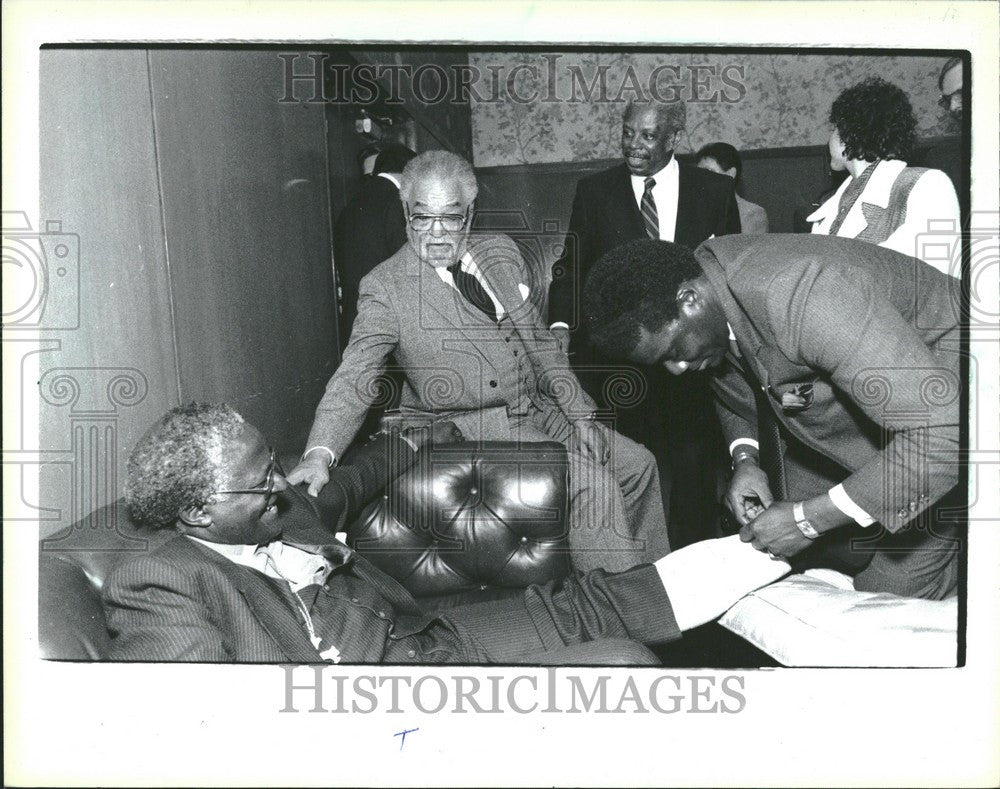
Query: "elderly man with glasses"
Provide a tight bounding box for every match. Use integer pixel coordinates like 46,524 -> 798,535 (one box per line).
104,402 -> 787,663
288,150 -> 670,573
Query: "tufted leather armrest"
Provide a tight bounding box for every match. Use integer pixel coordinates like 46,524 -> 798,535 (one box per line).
347,441 -> 572,598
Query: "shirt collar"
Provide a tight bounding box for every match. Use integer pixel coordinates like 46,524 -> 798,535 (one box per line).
187,535 -> 334,590
434,250 -> 475,284
806,159 -> 908,222
629,154 -> 678,186
186,534 -> 267,568
376,172 -> 401,189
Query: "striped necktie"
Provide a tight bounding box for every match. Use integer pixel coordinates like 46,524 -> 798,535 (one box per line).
641,177 -> 659,239
735,355 -> 787,501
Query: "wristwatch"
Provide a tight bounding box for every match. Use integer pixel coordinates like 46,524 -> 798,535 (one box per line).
793,501 -> 819,539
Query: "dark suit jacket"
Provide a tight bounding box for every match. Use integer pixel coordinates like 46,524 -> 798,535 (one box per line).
334,175 -> 408,348
103,434 -> 680,663
548,161 -> 741,330
700,234 -> 961,532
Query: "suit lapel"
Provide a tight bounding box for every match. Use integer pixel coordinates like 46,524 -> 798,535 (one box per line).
403,244 -> 499,372
610,165 -> 646,239
234,570 -> 324,663
352,556 -> 424,617
182,539 -> 322,663
472,236 -> 522,316
674,164 -> 701,248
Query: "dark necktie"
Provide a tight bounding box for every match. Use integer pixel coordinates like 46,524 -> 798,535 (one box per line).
641,177 -> 659,240
736,355 -> 787,501
828,161 -> 879,236
448,262 -> 497,321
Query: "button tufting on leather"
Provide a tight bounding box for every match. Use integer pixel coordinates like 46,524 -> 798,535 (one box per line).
348,442 -> 571,598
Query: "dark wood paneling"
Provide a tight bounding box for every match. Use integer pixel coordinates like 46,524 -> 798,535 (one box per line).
149,50 -> 338,454
349,48 -> 473,159
474,158 -> 617,300
739,145 -> 834,233
39,49 -> 179,536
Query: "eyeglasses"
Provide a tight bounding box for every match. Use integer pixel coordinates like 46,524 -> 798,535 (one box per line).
213,448 -> 280,498
404,205 -> 471,232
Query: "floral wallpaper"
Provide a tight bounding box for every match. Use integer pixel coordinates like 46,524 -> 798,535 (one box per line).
469,52 -> 956,166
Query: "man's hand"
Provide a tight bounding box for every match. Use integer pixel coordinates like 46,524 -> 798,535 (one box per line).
739,501 -> 813,558
404,420 -> 462,451
569,417 -> 611,465
551,325 -> 570,355
726,459 -> 774,527
286,454 -> 331,498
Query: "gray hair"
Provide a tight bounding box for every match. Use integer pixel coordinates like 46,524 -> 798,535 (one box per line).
399,150 -> 479,205
125,402 -> 246,529
624,98 -> 687,133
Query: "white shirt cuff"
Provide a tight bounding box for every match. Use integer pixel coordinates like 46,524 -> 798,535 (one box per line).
729,438 -> 759,456
550,322 -> 569,331
654,535 -> 790,632
828,484 -> 876,527
303,445 -> 336,468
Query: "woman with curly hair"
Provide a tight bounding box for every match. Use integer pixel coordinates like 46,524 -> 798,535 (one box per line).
808,77 -> 960,277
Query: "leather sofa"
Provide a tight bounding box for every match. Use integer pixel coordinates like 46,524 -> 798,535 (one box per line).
38,441 -> 572,660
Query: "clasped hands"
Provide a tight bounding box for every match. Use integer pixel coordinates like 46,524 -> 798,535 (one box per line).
727,458 -> 814,559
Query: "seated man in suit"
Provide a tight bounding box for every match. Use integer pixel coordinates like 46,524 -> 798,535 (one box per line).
104,402 -> 792,663
582,235 -> 962,600
289,150 -> 669,573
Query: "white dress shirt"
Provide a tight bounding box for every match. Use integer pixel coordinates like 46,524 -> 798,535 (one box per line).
629,155 -> 680,243
187,536 -> 332,593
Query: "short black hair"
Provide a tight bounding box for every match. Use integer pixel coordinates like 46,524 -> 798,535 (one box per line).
582,239 -> 703,359
374,142 -> 417,175
829,77 -> 916,162
125,402 -> 246,529
696,141 -> 742,181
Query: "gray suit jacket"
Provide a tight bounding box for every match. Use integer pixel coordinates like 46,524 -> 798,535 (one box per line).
736,195 -> 769,234
699,234 -> 961,532
309,233 -> 596,457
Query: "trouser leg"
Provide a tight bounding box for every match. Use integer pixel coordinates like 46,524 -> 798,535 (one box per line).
511,413 -> 669,572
